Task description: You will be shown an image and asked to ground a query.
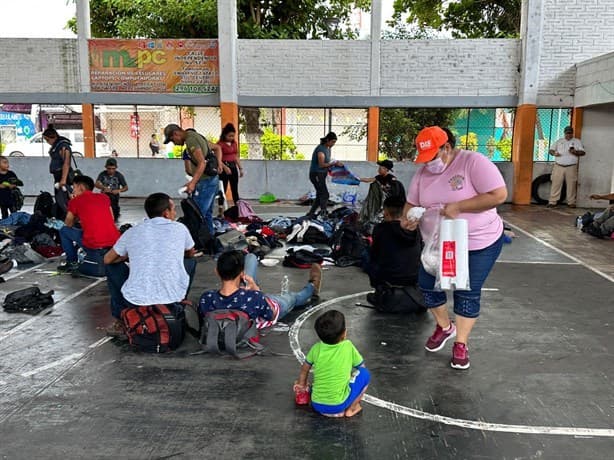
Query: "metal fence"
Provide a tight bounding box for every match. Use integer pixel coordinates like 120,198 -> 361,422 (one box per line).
533,108 -> 572,161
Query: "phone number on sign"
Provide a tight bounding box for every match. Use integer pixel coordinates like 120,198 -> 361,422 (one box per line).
174,84 -> 219,93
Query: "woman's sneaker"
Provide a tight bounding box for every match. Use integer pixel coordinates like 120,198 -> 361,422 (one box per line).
450,342 -> 470,369
424,322 -> 456,352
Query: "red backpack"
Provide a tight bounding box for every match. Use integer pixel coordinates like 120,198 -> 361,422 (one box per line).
121,304 -> 185,353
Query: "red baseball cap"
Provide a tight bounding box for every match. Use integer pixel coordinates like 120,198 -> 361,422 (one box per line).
414,126 -> 449,163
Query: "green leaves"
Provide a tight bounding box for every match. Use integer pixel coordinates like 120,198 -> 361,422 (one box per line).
392,0 -> 521,39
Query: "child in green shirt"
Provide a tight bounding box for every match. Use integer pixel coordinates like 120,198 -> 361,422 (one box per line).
295,309 -> 371,417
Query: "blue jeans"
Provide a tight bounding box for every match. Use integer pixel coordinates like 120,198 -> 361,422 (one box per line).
0,211 -> 31,226
418,233 -> 504,319
59,226 -> 83,263
243,253 -> 314,319
105,258 -> 197,319
194,176 -> 220,235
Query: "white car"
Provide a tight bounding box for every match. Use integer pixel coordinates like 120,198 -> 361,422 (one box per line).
3,130 -> 111,157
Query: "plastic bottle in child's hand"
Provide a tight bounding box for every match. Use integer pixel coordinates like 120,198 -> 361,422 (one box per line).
293,383 -> 310,405
407,206 -> 426,221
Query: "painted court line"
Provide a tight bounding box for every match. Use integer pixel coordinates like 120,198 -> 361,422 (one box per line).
20,353 -> 84,377
289,292 -> 614,438
1,261 -> 49,282
505,222 -> 614,283
0,278 -> 106,344
19,337 -> 112,378
497,260 -> 579,265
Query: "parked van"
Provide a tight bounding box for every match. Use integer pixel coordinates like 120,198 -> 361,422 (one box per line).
3,130 -> 111,157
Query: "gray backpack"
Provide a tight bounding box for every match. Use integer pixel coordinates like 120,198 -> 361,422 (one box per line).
201,309 -> 263,359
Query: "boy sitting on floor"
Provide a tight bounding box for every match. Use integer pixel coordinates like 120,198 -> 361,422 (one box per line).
294,309 -> 371,417
199,251 -> 321,329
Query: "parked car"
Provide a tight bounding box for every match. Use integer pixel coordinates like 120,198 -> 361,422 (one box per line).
3,130 -> 111,157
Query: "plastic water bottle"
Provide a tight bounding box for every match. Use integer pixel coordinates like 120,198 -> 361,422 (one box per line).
576,216 -> 583,230
280,275 -> 289,295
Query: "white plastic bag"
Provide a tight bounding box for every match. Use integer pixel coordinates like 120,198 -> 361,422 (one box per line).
420,209 -> 442,276
436,218 -> 470,291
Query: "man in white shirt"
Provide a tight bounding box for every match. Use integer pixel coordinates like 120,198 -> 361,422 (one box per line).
547,126 -> 586,208
103,193 -> 197,335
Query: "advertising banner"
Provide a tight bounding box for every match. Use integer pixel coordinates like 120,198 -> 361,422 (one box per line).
89,39 -> 219,93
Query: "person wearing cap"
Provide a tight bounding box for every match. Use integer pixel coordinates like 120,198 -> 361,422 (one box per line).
95,157 -> 128,222
307,132 -> 342,219
547,126 -> 585,208
402,126 -> 507,370
360,159 -> 405,200
163,124 -> 222,234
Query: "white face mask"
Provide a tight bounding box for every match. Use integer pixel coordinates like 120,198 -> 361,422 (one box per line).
425,149 -> 448,174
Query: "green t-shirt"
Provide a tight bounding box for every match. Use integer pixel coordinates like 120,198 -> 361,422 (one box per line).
305,339 -> 364,405
184,130 -> 209,180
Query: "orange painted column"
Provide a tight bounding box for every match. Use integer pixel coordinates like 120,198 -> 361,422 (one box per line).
220,102 -> 239,135
511,104 -> 537,205
571,107 -> 583,138
367,106 -> 379,162
82,104 -> 95,158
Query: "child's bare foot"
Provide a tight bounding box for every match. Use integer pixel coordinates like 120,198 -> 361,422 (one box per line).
344,403 -> 362,417
322,412 -> 345,418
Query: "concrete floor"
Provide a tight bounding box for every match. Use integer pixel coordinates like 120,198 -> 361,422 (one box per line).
0,198 -> 613,459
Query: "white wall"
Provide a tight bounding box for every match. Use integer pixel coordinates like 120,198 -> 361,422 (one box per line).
574,52 -> 614,107
0,38 -> 79,93
537,0 -> 614,106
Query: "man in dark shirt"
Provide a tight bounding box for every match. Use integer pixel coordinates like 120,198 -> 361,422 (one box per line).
363,196 -> 425,313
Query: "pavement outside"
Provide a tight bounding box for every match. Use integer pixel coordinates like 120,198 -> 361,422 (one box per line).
0,198 -> 613,459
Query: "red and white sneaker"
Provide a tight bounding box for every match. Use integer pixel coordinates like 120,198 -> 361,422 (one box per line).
450,342 -> 470,369
424,322 -> 456,352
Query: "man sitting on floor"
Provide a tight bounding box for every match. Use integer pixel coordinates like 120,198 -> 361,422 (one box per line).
364,196 -> 425,313
583,192 -> 614,238
58,175 -> 120,273
103,193 -> 197,335
199,251 -> 321,329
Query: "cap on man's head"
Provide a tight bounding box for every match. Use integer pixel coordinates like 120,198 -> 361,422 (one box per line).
564,126 -> 573,134
377,159 -> 394,171
163,123 -> 182,144
414,126 -> 449,163
105,158 -> 117,167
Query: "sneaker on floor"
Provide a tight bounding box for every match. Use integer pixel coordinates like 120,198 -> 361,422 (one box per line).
450,342 -> 470,369
366,292 -> 377,306
309,263 -> 322,296
425,322 -> 456,352
57,261 -> 79,273
0,259 -> 15,275
105,319 -> 126,338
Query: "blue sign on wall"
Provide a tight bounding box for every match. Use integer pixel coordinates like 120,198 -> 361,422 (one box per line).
0,112 -> 36,140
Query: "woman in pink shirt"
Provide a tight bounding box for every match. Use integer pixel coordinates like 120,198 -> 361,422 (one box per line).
402,126 -> 507,370
217,123 -> 243,205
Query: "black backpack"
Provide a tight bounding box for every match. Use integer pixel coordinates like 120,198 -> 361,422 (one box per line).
330,224 -> 368,267
283,249 -> 324,269
121,303 -> 186,353
178,197 -> 213,253
372,283 -> 427,314
201,309 -> 263,359
185,129 -> 219,177
34,191 -> 55,218
3,287 -> 55,314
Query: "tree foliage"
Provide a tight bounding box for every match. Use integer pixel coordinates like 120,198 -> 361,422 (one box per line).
70,0 -> 370,39
344,108 -> 459,161
391,0 -> 521,38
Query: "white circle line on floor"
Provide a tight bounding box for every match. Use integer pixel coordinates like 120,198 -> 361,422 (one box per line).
288,291 -> 614,438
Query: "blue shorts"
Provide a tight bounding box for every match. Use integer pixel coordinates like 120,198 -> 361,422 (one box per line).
311,367 -> 371,415
418,233 -> 504,319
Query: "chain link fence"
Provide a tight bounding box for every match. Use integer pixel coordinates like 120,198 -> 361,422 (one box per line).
239,107 -> 367,161
452,108 -> 515,162
533,108 -> 572,161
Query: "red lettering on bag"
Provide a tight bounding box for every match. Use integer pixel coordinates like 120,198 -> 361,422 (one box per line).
441,241 -> 456,277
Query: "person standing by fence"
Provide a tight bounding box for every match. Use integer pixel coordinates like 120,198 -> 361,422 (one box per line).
217,123 -> 243,205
